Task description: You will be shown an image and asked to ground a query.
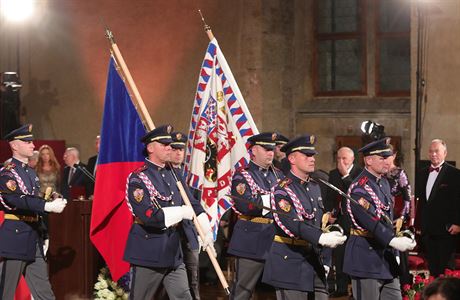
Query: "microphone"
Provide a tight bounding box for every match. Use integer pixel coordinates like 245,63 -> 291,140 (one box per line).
73,163 -> 96,183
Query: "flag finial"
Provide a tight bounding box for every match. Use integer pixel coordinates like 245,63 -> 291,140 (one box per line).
198,9 -> 214,41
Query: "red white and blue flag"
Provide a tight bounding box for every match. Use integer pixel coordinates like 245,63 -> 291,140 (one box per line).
90,57 -> 146,281
185,38 -> 258,238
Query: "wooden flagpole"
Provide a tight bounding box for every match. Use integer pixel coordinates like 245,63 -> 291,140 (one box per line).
105,28 -> 230,295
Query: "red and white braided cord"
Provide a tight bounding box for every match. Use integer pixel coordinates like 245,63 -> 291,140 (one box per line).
346,181 -> 365,230
284,185 -> 315,220
240,170 -> 270,195
124,174 -> 135,216
10,168 -> 29,194
137,172 -> 173,202
270,187 -> 295,238
0,167 -> 15,210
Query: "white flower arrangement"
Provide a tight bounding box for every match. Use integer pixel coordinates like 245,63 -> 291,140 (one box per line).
93,267 -> 129,300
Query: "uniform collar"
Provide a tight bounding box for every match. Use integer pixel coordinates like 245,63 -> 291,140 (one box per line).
288,170 -> 310,186
145,158 -> 167,170
363,168 -> 380,183
11,157 -> 28,168
249,160 -> 270,172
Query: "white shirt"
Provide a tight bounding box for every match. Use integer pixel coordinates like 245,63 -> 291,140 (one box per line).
426,161 -> 444,200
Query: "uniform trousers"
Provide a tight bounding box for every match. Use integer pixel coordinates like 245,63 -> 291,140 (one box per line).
0,244 -> 55,300
230,257 -> 265,300
275,275 -> 328,300
351,277 -> 401,300
183,245 -> 200,300
130,263 -> 191,300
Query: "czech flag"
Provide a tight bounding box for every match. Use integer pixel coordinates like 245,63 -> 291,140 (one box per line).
89,57 -> 146,281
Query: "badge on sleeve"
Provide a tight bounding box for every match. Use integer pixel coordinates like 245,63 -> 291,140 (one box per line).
236,183 -> 246,195
133,188 -> 144,202
279,199 -> 291,212
6,180 -> 17,191
358,197 -> 370,210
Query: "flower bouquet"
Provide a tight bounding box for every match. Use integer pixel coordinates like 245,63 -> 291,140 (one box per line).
93,267 -> 130,300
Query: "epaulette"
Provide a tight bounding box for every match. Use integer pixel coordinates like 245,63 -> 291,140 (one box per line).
3,162 -> 15,171
358,176 -> 368,186
236,165 -> 250,172
133,164 -> 148,174
279,177 -> 292,188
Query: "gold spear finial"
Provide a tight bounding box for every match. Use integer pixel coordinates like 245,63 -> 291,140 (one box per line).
198,9 -> 214,41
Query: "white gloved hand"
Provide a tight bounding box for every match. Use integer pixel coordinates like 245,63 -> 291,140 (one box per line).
181,205 -> 194,220
389,237 -> 416,252
324,265 -> 330,278
44,198 -> 67,213
318,231 -> 347,248
43,239 -> 49,256
261,194 -> 271,216
197,213 -> 217,257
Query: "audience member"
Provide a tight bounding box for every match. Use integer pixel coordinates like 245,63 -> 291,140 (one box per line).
61,147 -> 92,199
422,277 -> 460,300
28,150 -> 39,168
415,139 -> 460,277
36,144 -> 61,197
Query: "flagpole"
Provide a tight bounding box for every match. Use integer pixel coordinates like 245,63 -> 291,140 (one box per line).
105,28 -> 230,294
105,28 -> 155,130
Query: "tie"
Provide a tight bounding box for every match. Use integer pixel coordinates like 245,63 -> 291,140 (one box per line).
429,166 -> 440,173
68,167 -> 75,184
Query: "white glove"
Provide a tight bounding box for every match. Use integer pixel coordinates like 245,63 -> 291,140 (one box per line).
43,239 -> 49,256
395,255 -> 401,265
324,265 -> 330,278
389,237 -> 416,252
197,213 -> 217,257
44,198 -> 67,213
181,205 -> 194,220
318,231 -> 347,248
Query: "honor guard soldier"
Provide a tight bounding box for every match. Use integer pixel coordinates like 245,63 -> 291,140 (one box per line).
0,124 -> 67,300
169,131 -> 201,300
123,125 -> 215,300
228,132 -> 285,300
344,138 -> 416,300
272,132 -> 290,175
261,135 -> 347,300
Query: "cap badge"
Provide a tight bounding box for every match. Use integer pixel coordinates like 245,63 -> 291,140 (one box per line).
167,125 -> 172,134
310,135 -> 315,144
176,133 -> 182,140
272,133 -> 277,141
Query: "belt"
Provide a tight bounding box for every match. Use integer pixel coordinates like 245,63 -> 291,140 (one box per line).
350,229 -> 373,238
4,214 -> 39,223
238,215 -> 273,224
273,235 -> 310,247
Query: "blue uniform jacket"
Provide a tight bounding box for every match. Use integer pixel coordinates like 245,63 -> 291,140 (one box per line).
262,172 -> 330,292
0,158 -> 47,261
343,168 -> 398,280
123,160 -> 204,268
228,161 -> 284,260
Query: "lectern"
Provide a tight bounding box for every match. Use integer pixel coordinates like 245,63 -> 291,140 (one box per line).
48,199 -> 101,299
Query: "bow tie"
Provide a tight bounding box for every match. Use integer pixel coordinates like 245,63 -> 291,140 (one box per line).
429,166 -> 440,173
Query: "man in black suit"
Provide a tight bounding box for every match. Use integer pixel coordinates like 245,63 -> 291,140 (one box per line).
61,147 -> 92,199
86,135 -> 100,177
325,146 -> 362,297
416,139 -> 460,277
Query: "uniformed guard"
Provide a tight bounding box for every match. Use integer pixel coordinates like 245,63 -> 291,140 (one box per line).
343,137 -> 416,300
227,132 -> 285,300
272,132 -> 290,175
123,125 -> 215,300
0,124 -> 67,300
169,131 -> 201,300
261,135 -> 347,300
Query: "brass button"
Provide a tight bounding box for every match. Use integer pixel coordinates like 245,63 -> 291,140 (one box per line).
15,229 -> 19,233
145,234 -> 148,239
283,256 -> 288,260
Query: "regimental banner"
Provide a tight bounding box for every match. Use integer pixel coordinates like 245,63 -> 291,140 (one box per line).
185,39 -> 258,238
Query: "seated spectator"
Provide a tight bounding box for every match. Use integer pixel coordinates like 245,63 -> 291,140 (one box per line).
422,277 -> 460,300
36,145 -> 61,197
